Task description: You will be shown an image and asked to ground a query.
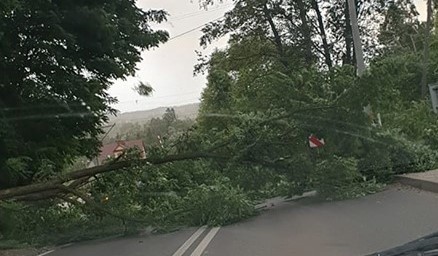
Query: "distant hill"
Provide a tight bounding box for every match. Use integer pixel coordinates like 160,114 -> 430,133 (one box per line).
109,103 -> 200,124
103,103 -> 200,143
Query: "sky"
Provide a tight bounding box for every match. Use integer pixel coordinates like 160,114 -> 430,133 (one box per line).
108,0 -> 232,113
108,0 -> 428,113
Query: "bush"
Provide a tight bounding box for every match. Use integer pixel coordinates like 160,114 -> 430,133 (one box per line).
391,141 -> 438,174
375,130 -> 438,174
313,156 -> 382,200
357,147 -> 393,182
361,130 -> 438,175
384,101 -> 438,149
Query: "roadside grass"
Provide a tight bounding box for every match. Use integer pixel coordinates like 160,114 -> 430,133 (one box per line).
0,239 -> 30,250
0,222 -> 143,250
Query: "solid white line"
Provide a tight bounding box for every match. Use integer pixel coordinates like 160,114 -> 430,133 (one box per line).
37,250 -> 55,256
190,227 -> 221,256
172,226 -> 207,256
60,243 -> 73,248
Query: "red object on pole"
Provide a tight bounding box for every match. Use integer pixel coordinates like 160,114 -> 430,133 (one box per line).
309,135 -> 325,148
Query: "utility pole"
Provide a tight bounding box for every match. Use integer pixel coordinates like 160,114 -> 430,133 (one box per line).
347,0 -> 381,125
100,123 -> 116,143
421,0 -> 433,98
347,0 -> 366,76
92,123 -> 116,166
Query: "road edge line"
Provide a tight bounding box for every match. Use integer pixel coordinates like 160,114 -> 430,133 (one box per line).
190,227 -> 220,256
37,249 -> 55,256
172,225 -> 207,256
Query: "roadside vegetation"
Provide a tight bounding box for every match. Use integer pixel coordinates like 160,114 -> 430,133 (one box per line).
1,0 -> 438,249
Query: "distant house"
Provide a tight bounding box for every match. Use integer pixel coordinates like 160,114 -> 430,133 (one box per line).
89,140 -> 146,167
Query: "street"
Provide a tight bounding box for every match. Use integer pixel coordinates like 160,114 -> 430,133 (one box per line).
47,185 -> 438,256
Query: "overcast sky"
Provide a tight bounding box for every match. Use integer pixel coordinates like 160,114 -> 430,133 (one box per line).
108,0 -> 428,113
108,0 -> 232,113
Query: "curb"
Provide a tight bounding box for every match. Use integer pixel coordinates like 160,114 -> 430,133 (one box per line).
396,175 -> 438,194
254,190 -> 317,210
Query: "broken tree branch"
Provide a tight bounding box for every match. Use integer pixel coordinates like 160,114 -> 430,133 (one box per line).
0,151 -> 230,201
56,185 -> 148,223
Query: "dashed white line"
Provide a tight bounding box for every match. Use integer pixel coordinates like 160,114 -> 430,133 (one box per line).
172,225 -> 207,256
37,250 -> 55,256
190,227 -> 220,256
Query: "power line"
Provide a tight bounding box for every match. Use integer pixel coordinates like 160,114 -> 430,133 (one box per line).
100,123 -> 116,142
116,91 -> 201,104
168,16 -> 224,41
170,4 -> 232,21
127,97 -> 200,108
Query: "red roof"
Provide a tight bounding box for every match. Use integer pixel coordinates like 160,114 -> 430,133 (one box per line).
98,140 -> 144,164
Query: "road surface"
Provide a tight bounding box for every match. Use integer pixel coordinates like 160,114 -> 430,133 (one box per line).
47,185 -> 438,256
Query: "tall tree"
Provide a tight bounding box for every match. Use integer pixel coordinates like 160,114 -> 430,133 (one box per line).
200,0 -> 404,69
312,0 -> 332,68
378,0 -> 421,54
0,0 -> 169,188
163,108 -> 177,126
295,0 -> 314,66
200,0 -> 317,70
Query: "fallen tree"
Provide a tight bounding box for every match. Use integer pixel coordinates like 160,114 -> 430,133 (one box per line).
0,151 -> 229,202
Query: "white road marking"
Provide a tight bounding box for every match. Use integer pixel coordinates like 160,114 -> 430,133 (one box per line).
60,243 -> 73,248
37,250 -> 55,256
190,227 -> 220,256
172,225 -> 207,256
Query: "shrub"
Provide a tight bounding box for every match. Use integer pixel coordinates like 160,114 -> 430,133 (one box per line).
391,141 -> 438,174
384,101 -> 438,149
376,130 -> 438,174
365,130 -> 438,175
357,147 -> 393,182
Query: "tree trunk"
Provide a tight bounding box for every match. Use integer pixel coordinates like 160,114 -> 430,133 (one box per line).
312,0 -> 332,68
0,152 -> 230,201
296,0 -> 313,66
421,0 -> 433,97
263,3 -> 288,67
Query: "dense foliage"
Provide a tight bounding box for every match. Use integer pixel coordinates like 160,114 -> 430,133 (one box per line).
1,0 -> 438,249
0,0 -> 168,189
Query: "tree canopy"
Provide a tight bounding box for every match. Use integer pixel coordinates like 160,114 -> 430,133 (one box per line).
0,0 -> 168,188
199,0 -> 423,69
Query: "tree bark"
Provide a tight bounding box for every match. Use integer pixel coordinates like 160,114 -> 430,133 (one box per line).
296,0 -> 313,66
312,0 -> 332,68
262,3 -> 289,67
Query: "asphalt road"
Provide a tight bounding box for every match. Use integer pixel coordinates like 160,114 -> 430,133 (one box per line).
47,185 -> 438,256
